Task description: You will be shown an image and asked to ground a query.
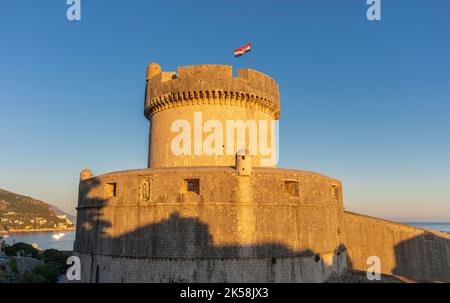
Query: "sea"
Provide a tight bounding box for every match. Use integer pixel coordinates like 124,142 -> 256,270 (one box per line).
0,222 -> 449,251
1,230 -> 76,251
406,222 -> 450,234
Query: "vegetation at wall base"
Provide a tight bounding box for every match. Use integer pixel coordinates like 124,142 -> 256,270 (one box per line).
2,242 -> 69,283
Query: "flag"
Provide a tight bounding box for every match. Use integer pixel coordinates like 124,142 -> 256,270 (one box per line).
234,43 -> 251,57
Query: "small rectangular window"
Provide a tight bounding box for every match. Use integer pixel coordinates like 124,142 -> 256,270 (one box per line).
105,183 -> 117,197
284,180 -> 299,197
185,179 -> 200,194
424,233 -> 435,241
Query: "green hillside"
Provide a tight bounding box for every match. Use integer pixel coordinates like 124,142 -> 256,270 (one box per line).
0,188 -> 74,232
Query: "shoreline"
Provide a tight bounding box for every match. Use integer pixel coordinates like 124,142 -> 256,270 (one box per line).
0,227 -> 75,234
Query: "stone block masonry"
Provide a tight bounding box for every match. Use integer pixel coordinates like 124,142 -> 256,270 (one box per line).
74,62 -> 450,283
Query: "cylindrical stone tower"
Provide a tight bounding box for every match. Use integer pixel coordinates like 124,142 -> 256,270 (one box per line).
144,63 -> 280,168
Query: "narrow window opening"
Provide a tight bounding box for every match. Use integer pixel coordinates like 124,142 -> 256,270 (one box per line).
105,183 -> 117,197
284,180 -> 299,197
185,179 -> 200,194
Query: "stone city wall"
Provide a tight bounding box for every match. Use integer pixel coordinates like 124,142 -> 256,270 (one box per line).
343,211 -> 450,282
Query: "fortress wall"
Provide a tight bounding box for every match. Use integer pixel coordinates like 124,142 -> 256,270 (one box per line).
74,167 -> 347,282
74,167 -> 345,282
343,211 -> 450,282
74,62 -> 450,283
75,251 -> 347,283
74,63 -> 351,282
149,105 -> 276,168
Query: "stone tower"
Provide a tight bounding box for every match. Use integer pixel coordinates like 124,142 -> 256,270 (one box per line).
74,63 -> 347,283
144,63 -> 280,168
74,62 -> 450,283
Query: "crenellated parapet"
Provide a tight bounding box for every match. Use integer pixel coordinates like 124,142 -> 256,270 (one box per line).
144,64 -> 281,119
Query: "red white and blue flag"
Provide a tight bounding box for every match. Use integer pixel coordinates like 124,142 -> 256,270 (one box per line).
234,43 -> 251,57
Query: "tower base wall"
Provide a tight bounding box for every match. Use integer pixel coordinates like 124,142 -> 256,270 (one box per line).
75,251 -> 347,283
74,167 -> 345,282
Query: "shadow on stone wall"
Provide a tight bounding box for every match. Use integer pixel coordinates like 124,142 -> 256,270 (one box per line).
343,212 -> 450,283
76,177 -> 111,238
76,177 -> 450,282
392,234 -> 450,282
91,212 -> 325,258
342,252 -> 406,283
74,177 -> 348,282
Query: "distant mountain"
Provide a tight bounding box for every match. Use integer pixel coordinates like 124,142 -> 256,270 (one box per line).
0,188 -> 75,232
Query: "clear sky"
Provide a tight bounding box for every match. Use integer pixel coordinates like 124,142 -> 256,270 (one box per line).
0,0 -> 449,221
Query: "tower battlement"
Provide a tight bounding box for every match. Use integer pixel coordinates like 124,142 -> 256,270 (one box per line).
144,63 -> 280,119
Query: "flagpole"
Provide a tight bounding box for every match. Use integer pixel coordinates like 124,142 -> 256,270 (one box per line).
249,42 -> 252,69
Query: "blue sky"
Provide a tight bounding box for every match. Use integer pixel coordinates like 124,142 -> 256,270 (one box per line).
0,0 -> 449,220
